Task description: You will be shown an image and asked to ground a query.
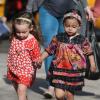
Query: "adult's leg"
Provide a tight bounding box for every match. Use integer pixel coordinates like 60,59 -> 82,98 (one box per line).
58,18 -> 64,33
39,6 -> 59,98
39,6 -> 64,75
74,2 -> 87,36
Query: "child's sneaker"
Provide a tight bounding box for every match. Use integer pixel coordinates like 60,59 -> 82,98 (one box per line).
43,91 -> 54,99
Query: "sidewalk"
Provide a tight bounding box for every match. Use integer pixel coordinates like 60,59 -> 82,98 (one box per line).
0,40 -> 100,100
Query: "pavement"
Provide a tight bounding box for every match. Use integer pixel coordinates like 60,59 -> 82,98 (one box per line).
0,40 -> 100,100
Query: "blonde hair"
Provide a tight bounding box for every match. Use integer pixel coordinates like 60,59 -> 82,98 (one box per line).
10,12 -> 33,40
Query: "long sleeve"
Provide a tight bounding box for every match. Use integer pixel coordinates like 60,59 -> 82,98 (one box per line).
30,40 -> 42,68
26,0 -> 44,12
45,36 -> 58,55
29,40 -> 41,62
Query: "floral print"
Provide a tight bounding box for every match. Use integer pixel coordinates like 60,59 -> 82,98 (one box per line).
7,36 -> 41,87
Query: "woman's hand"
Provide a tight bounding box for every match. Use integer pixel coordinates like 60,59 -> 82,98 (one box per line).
84,7 -> 95,22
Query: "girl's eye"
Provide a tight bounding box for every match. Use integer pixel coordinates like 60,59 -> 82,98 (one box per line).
66,26 -> 77,28
73,26 -> 77,28
16,31 -> 27,34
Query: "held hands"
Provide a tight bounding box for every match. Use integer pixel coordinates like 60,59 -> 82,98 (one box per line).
32,62 -> 42,69
33,51 -> 49,69
34,56 -> 44,69
38,51 -> 49,64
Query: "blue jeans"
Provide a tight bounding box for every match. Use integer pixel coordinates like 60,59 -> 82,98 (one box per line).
39,6 -> 64,75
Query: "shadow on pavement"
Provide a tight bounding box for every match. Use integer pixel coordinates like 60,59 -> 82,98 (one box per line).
0,39 -> 9,53
3,77 -> 12,84
3,77 -> 48,96
76,91 -> 95,96
95,95 -> 100,99
76,91 -> 100,99
30,78 -> 48,95
3,77 -> 100,99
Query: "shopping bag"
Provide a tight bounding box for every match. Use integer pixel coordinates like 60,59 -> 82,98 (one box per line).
85,35 -> 100,80
85,21 -> 100,80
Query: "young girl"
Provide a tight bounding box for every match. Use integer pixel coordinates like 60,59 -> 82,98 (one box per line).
26,1 -> 94,98
39,9 -> 96,100
7,12 -> 41,100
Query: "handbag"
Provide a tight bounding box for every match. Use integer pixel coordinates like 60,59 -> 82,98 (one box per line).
94,28 -> 100,42
85,21 -> 100,80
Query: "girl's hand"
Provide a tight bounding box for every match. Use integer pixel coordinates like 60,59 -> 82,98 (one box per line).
88,55 -> 96,72
38,57 -> 43,63
32,62 -> 42,69
35,57 -> 43,69
37,62 -> 42,69
90,65 -> 96,72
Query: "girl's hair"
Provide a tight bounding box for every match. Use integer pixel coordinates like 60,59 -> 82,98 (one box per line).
10,12 -> 32,40
13,11 -> 33,26
10,11 -> 41,42
66,9 -> 82,17
63,9 -> 82,25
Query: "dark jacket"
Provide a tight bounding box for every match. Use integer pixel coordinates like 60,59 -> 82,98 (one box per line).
26,0 -> 44,12
26,0 -> 87,13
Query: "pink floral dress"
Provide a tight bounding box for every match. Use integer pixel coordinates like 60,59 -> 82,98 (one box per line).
7,36 -> 41,87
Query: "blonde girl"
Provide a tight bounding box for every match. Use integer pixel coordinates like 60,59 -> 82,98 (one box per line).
7,12 -> 41,100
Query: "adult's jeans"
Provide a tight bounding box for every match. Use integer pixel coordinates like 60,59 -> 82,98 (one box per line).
39,6 -> 64,75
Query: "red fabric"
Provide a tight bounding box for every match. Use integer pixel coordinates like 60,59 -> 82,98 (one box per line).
7,36 -> 41,87
57,60 -> 72,69
16,0 -> 22,10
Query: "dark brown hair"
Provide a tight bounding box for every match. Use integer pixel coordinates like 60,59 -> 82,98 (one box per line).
63,9 -> 82,25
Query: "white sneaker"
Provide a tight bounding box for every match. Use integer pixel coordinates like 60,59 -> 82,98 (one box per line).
43,91 -> 54,99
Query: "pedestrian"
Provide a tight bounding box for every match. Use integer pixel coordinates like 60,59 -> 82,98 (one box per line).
26,0 -> 94,98
39,9 -> 96,100
0,16 -> 7,22
91,0 -> 100,29
7,12 -> 41,100
91,0 -> 100,18
0,16 -> 10,40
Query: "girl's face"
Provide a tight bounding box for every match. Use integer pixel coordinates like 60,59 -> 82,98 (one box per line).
15,23 -> 30,40
64,18 -> 80,36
